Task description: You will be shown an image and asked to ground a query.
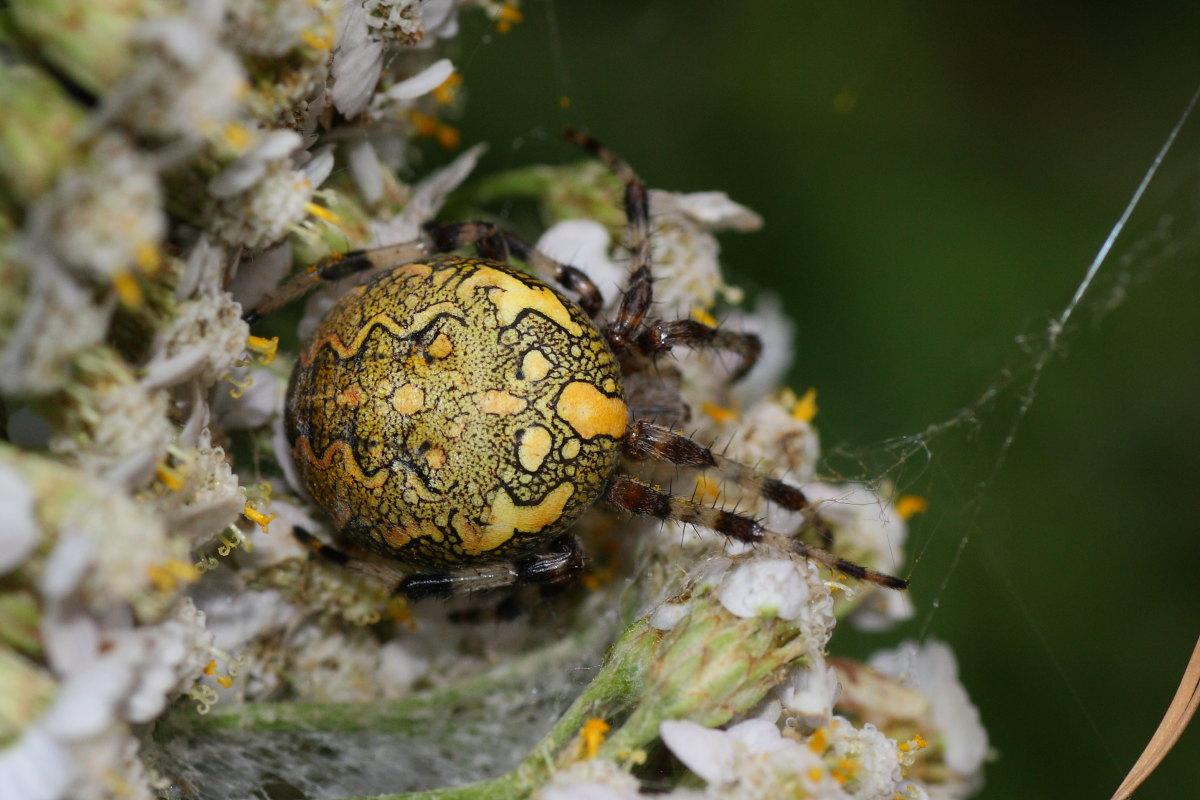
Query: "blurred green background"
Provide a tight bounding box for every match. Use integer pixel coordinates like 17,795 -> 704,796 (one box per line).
441,2 -> 1200,798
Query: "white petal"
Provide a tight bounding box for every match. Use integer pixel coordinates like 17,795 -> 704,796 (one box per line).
347,138 -> 385,205
659,720 -> 734,785
0,725 -> 74,800
384,58 -> 454,101
536,220 -> 623,303
719,559 -> 810,620
672,190 -> 763,232
302,144 -> 336,189
39,536 -> 96,600
725,718 -> 787,753
0,464 -> 37,575
331,0 -> 383,118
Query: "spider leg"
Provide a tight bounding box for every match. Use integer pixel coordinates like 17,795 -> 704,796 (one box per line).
604,474 -> 907,590
624,420 -> 834,547
242,241 -> 426,323
636,318 -> 763,382
293,526 -> 353,565
563,129 -> 653,351
424,221 -> 604,316
397,535 -> 585,600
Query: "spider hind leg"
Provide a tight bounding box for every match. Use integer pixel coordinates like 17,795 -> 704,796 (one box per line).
604,474 -> 907,590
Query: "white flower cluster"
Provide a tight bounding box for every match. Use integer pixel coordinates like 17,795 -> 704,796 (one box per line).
1,0 -> 505,797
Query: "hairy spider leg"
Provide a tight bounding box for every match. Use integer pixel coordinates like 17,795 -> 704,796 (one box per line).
604,474 -> 908,590
623,420 -> 835,547
564,130 -> 762,382
564,129 -> 653,351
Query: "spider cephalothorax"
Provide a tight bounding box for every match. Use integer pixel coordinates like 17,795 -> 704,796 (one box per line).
253,130 -> 908,599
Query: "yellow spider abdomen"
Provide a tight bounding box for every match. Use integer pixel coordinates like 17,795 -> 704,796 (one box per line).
286,256 -> 627,568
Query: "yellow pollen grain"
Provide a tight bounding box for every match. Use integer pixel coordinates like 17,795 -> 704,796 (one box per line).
300,28 -> 331,51
204,660 -> 217,676
428,333 -> 454,359
808,728 -> 828,753
580,718 -> 610,759
495,3 -> 523,33
305,202 -> 344,225
694,475 -> 720,501
425,447 -> 446,469
895,494 -> 929,520
392,384 -> 424,415
113,270 -> 143,307
556,382 -> 627,439
435,123 -> 461,150
246,335 -> 279,364
409,110 -> 438,137
222,122 -> 251,151
521,349 -> 552,381
518,426 -> 553,472
792,387 -> 819,422
243,505 -> 276,533
807,767 -> 824,783
135,241 -> 160,273
457,266 -> 582,336
216,675 -> 234,689
433,72 -> 462,105
477,389 -> 527,416
156,463 -> 186,491
691,306 -> 719,328
702,401 -> 737,424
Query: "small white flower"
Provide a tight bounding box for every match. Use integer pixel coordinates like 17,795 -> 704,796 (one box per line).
123,15 -> 248,139
48,378 -> 172,490
223,0 -> 322,57
143,292 -> 249,389
208,129 -> 304,198
825,717 -> 904,800
719,558 -> 811,620
209,161 -> 315,248
38,134 -> 164,284
0,255 -> 114,395
643,189 -> 753,316
869,640 -> 988,777
537,758 -> 643,800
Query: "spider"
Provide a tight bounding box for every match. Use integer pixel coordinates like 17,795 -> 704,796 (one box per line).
247,130 -> 908,602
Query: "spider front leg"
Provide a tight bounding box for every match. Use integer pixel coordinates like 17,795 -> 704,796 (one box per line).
604,474 -> 908,590
425,221 -> 604,316
397,535 -> 585,600
564,129 -> 653,351
624,420 -> 834,548
636,318 -> 763,382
